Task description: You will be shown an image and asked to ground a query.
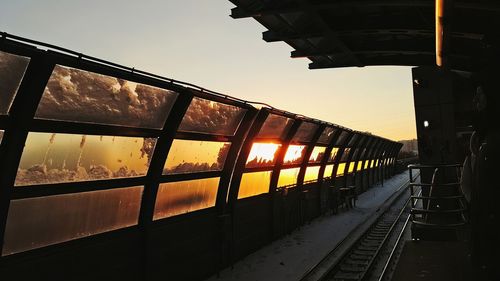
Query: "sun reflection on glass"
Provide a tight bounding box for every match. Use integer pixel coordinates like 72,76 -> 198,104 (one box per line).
246,142 -> 281,168
283,145 -> 305,164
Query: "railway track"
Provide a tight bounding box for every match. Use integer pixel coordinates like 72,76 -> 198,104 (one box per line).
300,176 -> 419,281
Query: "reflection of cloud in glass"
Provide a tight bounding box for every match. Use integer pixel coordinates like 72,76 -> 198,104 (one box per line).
309,146 -> 326,163
340,148 -> 351,162
318,127 -> 336,144
329,148 -> 339,162
15,133 -> 156,186
153,177 -> 219,220
178,97 -> 246,136
246,142 -> 281,168
258,114 -> 293,139
293,122 -> 319,142
3,186 -> 142,256
0,51 -> 30,115
35,65 -> 178,129
163,140 -> 230,174
283,145 -> 305,165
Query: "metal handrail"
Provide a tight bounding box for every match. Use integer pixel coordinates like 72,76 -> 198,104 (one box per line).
407,163 -> 468,228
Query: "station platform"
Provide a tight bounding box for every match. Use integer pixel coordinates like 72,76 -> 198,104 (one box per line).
391,241 -> 473,281
206,172 -> 410,281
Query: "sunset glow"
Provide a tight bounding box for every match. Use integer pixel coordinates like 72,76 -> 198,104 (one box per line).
246,142 -> 280,167
283,145 -> 305,164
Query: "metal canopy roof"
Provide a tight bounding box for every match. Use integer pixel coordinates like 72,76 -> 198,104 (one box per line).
229,0 -> 500,72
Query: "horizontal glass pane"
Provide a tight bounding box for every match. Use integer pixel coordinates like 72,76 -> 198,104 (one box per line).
348,162 -> 356,173
238,171 -> 272,199
15,133 -> 155,186
3,186 -> 143,256
317,127 -> 336,144
336,163 -> 346,176
359,148 -> 367,160
324,164 -> 334,178
352,148 -> 360,160
178,97 -> 246,136
292,122 -> 319,142
246,142 -> 282,168
35,65 -> 177,129
283,145 -> 306,165
334,131 -> 349,145
348,134 -> 359,147
304,166 -> 321,182
309,146 -> 326,163
328,148 -> 339,162
278,167 -> 300,188
153,177 -> 219,220
257,114 -> 293,139
357,161 -> 364,171
0,51 -> 30,115
340,148 -> 350,162
163,140 -> 230,174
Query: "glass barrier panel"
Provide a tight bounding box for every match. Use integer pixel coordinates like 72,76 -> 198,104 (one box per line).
0,51 -> 30,115
348,162 -> 356,173
304,166 -> 321,182
317,127 -> 336,144
2,186 -> 143,256
178,97 -> 247,136
335,131 -> 349,145
352,148 -> 360,159
359,148 -> 367,159
336,163 -> 346,176
277,167 -> 300,188
324,164 -> 334,178
340,148 -> 350,162
35,65 -> 177,129
328,147 -> 339,162
15,133 -> 155,186
357,161 -> 364,171
309,146 -> 326,163
153,177 -> 219,220
163,140 -> 230,174
347,134 -> 359,147
283,145 -> 306,165
238,171 -> 272,199
292,122 -> 318,142
257,114 -> 293,139
246,142 -> 281,168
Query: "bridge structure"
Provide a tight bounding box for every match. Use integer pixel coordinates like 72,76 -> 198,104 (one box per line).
0,34 -> 400,280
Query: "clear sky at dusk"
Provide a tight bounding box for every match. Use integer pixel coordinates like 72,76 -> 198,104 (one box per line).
0,0 -> 417,140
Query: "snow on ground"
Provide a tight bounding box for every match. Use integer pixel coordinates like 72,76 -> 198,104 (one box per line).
206,172 -> 410,281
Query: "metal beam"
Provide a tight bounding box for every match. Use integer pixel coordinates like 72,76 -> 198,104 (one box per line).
293,50 -> 435,58
263,29 -> 482,42
232,1 -> 500,19
294,0 -> 363,66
